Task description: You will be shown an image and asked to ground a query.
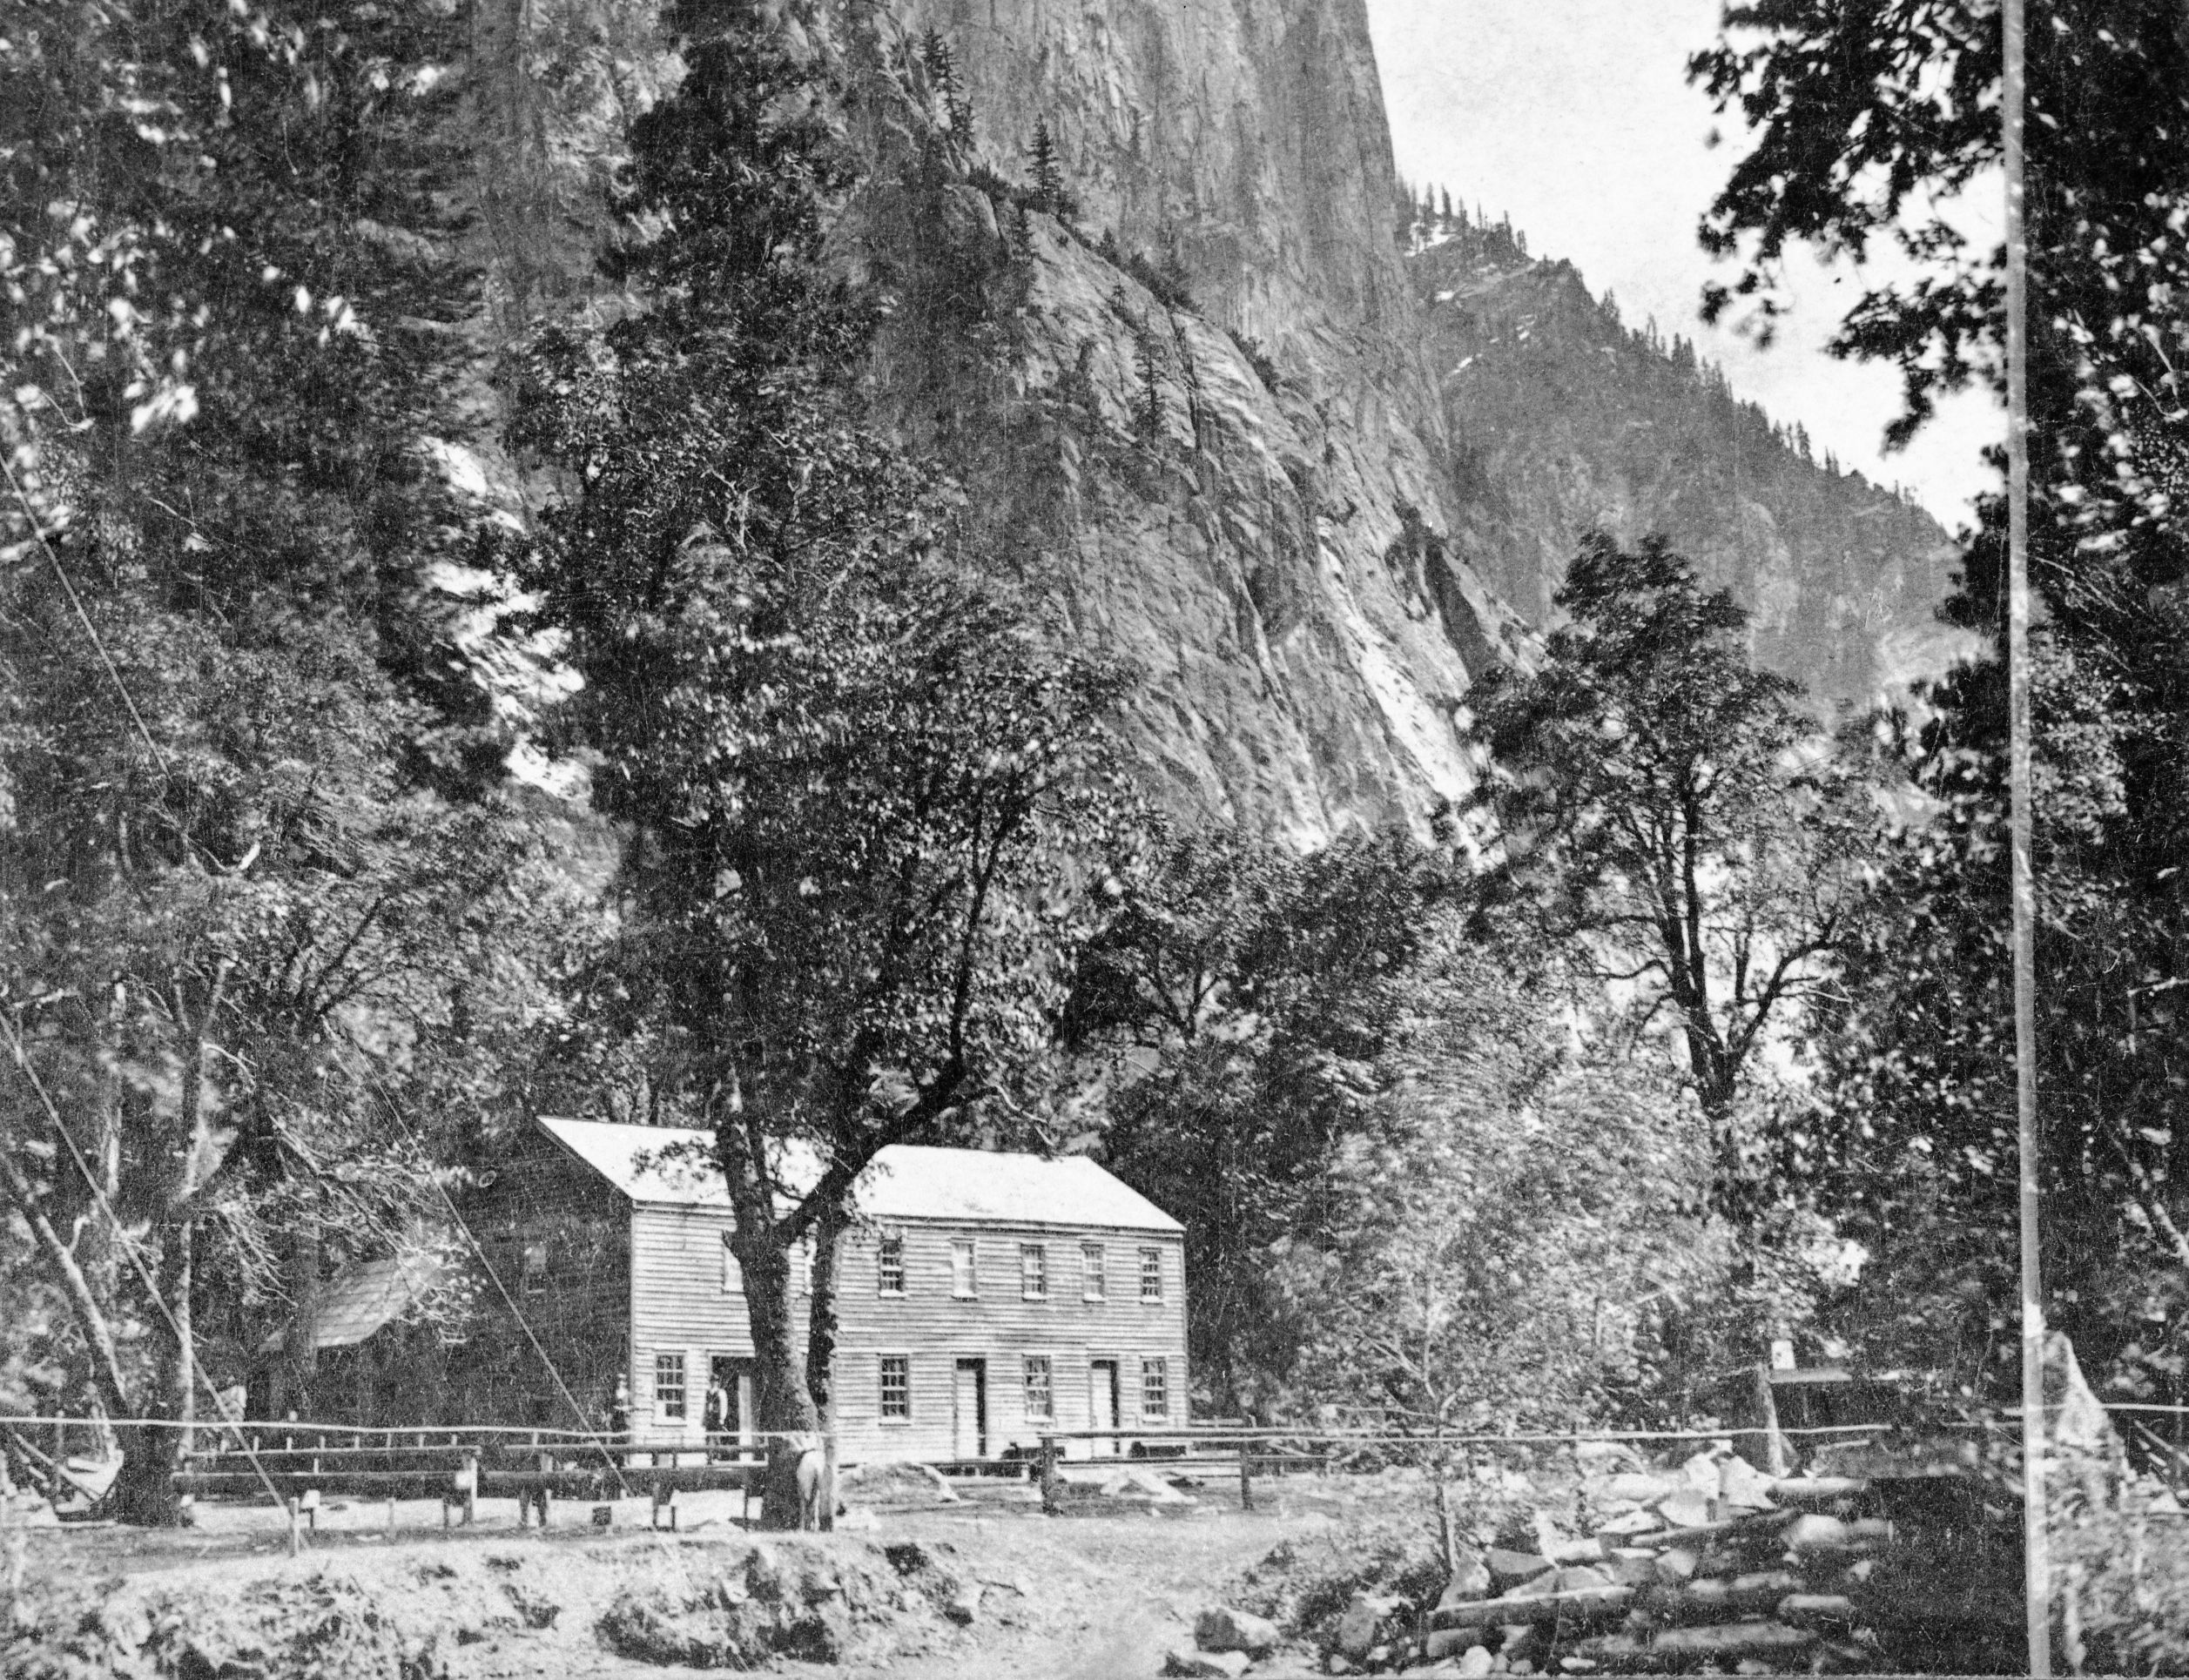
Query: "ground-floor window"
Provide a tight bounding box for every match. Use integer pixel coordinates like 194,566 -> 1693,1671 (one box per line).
1023,1355 -> 1054,1421
655,1352 -> 687,1420
880,1354 -> 912,1420
1141,1356 -> 1169,1418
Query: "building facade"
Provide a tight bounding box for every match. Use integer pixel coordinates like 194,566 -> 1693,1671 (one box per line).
468,1117 -> 1189,1464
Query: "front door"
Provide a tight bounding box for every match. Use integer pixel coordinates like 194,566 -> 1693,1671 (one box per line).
953,1359 -> 987,1460
710,1356 -> 757,1455
1089,1359 -> 1121,1456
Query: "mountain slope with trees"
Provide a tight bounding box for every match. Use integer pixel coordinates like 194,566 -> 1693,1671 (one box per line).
1403,202 -> 1961,708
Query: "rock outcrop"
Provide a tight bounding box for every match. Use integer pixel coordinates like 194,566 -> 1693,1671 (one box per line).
859,0 -> 1521,839
1406,212 -> 1963,711
407,0 -> 1957,841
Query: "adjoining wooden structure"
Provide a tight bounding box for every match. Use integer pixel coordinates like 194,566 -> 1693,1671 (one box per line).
306,1118 -> 1189,1465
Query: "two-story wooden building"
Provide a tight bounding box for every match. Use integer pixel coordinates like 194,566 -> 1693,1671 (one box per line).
459,1117 -> 1189,1463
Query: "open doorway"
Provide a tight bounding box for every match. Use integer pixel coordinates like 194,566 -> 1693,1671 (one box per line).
1089,1359 -> 1121,1456
708,1355 -> 756,1460
952,1358 -> 987,1460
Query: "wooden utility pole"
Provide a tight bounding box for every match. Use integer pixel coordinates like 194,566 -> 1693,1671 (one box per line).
2003,0 -> 2050,1671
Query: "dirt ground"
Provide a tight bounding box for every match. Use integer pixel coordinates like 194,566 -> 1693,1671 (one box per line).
11,1475 -> 1354,1678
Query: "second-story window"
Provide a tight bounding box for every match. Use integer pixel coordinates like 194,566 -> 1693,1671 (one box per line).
878,1233 -> 906,1296
1139,1246 -> 1164,1302
1020,1242 -> 1048,1300
950,1238 -> 978,1299
721,1233 -> 743,1294
1081,1242 -> 1106,1300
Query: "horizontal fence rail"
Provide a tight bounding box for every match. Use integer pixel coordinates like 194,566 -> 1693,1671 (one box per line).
0,1407 -> 2062,1532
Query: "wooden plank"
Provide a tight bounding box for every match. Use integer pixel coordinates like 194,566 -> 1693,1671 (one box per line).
174,1464 -> 762,1500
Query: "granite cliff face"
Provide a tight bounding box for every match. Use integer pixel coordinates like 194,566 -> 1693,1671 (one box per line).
859,0 -> 1523,839
423,0 -> 1952,844
425,0 -> 1521,843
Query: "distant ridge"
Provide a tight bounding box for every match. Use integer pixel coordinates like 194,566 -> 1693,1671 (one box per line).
1398,189 -> 1957,708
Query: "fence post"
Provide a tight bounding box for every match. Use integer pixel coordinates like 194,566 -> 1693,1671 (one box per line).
1039,1435 -> 1061,1515
1238,1443 -> 1255,1512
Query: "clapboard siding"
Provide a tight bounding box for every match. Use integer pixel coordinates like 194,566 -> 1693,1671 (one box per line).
618,1211 -> 1186,1460
627,1205 -> 818,1441
830,1220 -> 1189,1463
452,1132 -> 631,1427
467,1126 -> 1189,1459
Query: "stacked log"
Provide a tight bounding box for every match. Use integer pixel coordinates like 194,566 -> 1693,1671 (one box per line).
1326,1450 -> 1936,1675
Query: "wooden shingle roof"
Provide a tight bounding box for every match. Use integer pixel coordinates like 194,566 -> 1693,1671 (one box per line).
533,1117 -> 1182,1233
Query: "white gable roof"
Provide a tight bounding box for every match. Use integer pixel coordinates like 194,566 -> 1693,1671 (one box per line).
533,1117 -> 1182,1233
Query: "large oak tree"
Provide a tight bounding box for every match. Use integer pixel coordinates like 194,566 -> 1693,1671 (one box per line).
515,0 -> 1135,1526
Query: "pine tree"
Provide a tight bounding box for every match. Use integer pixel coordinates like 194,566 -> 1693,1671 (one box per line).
919,30 -> 973,137
1132,315 -> 1166,446
1439,185 -> 1454,229
1029,118 -> 1067,212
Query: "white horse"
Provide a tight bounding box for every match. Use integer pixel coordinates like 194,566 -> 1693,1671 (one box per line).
788,1432 -> 828,1530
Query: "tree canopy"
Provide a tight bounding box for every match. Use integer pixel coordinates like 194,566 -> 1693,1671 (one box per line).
1464,535 -> 1864,1119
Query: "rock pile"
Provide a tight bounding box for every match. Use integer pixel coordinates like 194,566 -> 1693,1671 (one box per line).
1169,1606 -> 1284,1677
1317,1444 -> 1977,1675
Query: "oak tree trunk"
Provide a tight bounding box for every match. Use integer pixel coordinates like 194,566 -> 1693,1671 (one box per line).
803,1197 -> 846,1531
736,1229 -> 821,1529
109,1217 -> 191,1526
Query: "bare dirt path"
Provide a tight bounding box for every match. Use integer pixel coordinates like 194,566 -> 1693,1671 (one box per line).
12,1483 -> 1343,1678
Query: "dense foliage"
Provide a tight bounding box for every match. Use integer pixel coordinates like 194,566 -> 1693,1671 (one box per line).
1693,0 -> 2189,1407
0,0 -> 556,1519
1465,538 -> 1865,1119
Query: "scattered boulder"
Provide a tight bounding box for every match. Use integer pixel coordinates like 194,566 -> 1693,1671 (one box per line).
1,1490 -> 57,1528
1167,1647 -> 1250,1677
1718,1456 -> 1776,1511
1780,1513 -> 1849,1555
1593,1473 -> 1674,1509
837,1462 -> 960,1507
1486,1549 -> 1553,1588
1338,1592 -> 1402,1659
1654,1489 -> 1713,1529
1593,1508 -> 1661,1539
1605,1551 -> 1659,1588
1456,1643 -> 1496,1677
1679,1449 -> 1726,1492
1654,1546 -> 1701,1583
1103,1467 -> 1195,1503
1196,1604 -> 1280,1656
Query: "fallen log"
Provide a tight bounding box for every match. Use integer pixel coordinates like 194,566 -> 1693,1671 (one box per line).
1647,1619 -> 1820,1660
1776,1592 -> 1855,1625
1569,1621 -> 1822,1673
1654,1569 -> 1802,1618
1428,1584 -> 1633,1633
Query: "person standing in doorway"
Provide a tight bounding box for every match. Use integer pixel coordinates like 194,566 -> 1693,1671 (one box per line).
704,1374 -> 730,1462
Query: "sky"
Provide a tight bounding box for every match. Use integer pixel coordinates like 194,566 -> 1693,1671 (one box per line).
1363,0 -> 2003,530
